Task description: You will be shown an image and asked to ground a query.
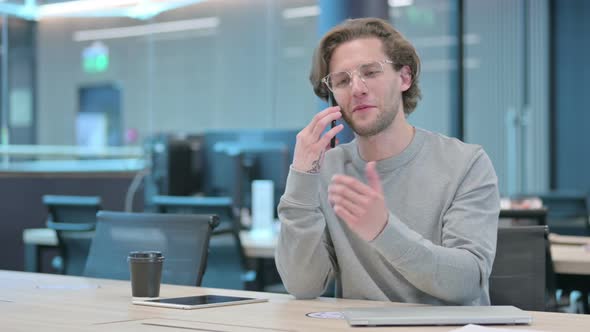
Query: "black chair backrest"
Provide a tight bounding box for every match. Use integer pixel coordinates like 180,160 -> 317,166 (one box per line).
490,226 -> 547,311
537,191 -> 590,236
151,195 -> 252,287
499,208 -> 547,227
84,211 -> 219,286
152,195 -> 241,237
43,195 -> 101,276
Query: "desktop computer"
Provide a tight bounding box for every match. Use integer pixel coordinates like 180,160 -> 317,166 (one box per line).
143,133 -> 205,202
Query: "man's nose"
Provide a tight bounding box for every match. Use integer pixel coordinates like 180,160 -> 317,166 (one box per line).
350,73 -> 368,96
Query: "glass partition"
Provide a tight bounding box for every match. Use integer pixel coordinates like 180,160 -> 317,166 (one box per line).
0,0 -> 319,169
390,0 -> 458,137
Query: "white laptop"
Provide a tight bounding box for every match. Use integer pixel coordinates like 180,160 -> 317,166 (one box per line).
342,305 -> 533,327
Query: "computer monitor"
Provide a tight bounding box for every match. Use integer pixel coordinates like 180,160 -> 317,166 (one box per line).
144,133 -> 204,198
203,129 -> 298,215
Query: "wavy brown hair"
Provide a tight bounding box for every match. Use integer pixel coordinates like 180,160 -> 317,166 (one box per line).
310,17 -> 422,115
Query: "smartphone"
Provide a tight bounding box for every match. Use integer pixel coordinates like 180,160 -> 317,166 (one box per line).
328,92 -> 338,148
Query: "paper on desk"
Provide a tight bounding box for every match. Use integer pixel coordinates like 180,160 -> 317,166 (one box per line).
451,324 -> 545,332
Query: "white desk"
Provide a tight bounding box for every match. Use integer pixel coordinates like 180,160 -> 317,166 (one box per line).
551,244 -> 590,275
2,270 -> 590,331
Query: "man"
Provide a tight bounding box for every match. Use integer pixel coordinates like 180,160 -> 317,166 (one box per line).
275,18 -> 499,306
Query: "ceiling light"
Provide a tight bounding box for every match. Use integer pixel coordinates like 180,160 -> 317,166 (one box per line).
282,5 -> 320,20
388,0 -> 414,8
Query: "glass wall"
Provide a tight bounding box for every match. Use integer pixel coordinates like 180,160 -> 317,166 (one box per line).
0,0 -> 565,195
32,0 -> 318,147
390,0 -> 458,137
392,0 -> 550,196
463,0 -> 549,195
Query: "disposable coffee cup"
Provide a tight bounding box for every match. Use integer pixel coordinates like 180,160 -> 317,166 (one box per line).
127,251 -> 164,298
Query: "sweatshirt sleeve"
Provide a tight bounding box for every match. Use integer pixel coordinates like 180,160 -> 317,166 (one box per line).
274,166 -> 337,299
370,150 -> 499,305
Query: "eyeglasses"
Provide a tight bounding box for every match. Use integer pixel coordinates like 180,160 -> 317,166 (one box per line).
322,60 -> 393,93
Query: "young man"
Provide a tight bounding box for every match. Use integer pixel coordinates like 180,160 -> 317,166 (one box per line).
275,18 -> 500,306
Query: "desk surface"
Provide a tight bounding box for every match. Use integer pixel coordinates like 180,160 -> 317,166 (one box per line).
551,244 -> 590,275
2,270 -> 590,332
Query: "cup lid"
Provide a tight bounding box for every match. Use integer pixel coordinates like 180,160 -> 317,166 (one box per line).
128,251 -> 164,261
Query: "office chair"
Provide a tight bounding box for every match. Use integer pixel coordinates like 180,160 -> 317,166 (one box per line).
537,191 -> 590,236
151,195 -> 256,289
84,211 -> 219,286
43,195 -> 101,276
498,210 -> 576,312
152,195 -> 240,235
537,191 -> 590,312
490,226 -> 547,311
499,208 -> 547,227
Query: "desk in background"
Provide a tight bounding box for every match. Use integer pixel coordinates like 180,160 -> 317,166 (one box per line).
550,242 -> 590,275
2,270 -> 590,331
23,227 -> 590,277
549,234 -> 590,313
1,158 -> 145,272
22,227 -> 278,272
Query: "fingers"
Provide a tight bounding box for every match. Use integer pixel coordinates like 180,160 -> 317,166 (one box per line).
325,136 -> 341,150
322,123 -> 344,149
333,204 -> 360,225
329,165 -> 388,241
306,106 -> 340,134
328,182 -> 368,206
292,107 -> 342,173
329,192 -> 365,222
310,109 -> 342,140
330,174 -> 373,197
365,162 -> 383,193
331,196 -> 364,218
328,176 -> 372,222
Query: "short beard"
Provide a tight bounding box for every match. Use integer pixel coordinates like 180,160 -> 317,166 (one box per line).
343,105 -> 399,137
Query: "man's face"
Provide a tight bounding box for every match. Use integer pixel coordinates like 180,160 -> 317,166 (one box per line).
328,38 -> 410,137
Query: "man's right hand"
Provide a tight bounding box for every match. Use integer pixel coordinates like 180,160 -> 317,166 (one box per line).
292,106 -> 343,173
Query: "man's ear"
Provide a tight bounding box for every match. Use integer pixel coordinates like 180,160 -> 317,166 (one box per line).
399,65 -> 412,92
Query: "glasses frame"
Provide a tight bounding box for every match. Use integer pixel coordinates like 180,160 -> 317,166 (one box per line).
322,59 -> 394,93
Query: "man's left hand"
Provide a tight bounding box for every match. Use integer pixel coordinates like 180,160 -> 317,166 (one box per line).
328,161 -> 388,241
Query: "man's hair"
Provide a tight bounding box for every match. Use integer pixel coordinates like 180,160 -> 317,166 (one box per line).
310,17 -> 422,115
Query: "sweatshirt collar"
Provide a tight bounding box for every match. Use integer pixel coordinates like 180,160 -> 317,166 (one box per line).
350,127 -> 426,172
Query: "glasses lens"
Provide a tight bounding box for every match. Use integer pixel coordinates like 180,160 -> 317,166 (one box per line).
359,62 -> 384,79
328,72 -> 351,90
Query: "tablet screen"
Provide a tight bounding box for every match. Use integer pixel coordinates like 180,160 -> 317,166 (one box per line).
133,295 -> 268,309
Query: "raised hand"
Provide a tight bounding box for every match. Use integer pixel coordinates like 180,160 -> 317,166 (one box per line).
292,106 -> 343,173
328,161 -> 388,241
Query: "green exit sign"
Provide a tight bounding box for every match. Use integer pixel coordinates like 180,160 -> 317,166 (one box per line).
83,41 -> 109,73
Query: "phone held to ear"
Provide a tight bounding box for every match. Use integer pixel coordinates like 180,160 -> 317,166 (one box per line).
329,93 -> 337,148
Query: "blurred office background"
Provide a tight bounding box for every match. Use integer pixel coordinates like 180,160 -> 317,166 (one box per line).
0,0 -> 588,293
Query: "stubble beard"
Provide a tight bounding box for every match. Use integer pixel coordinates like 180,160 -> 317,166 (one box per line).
343,101 -> 400,137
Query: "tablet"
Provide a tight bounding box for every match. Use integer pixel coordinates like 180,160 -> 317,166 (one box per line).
132,295 -> 268,310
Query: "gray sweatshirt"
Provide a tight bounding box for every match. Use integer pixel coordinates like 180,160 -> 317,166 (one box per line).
275,127 -> 499,305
